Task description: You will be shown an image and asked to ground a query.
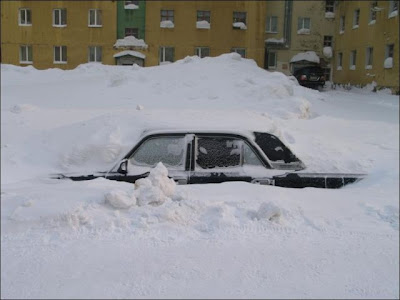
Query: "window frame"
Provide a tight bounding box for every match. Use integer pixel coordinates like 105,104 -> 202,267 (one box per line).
233,11 -> 247,25
19,45 -> 33,64
389,0 -> 398,16
197,10 -> 211,23
298,17 -> 311,31
369,1 -> 377,23
54,46 -> 67,64
195,47 -> 210,58
125,27 -> 139,38
325,0 -> 334,13
231,48 -> 246,58
365,47 -> 373,68
353,9 -> 360,28
339,15 -> 345,33
267,51 -> 277,69
350,50 -> 357,69
161,9 -> 174,22
19,8 -> 32,26
266,16 -> 278,33
337,52 -> 343,70
323,35 -> 333,47
53,8 -> 67,27
88,9 -> 102,27
88,46 -> 102,63
159,46 -> 175,64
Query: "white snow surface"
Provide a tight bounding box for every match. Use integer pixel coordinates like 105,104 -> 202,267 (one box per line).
290,51 -> 320,64
160,20 -> 174,28
233,22 -> 247,30
325,12 -> 335,18
323,46 -> 333,58
384,57 -> 393,68
266,38 -> 285,44
124,3 -> 138,10
113,35 -> 148,49
1,53 -> 399,298
113,50 -> 146,59
297,28 -> 310,34
196,20 -> 210,29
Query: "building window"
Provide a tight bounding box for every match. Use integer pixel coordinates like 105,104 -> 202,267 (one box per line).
324,36 -> 333,47
19,8 -> 31,26
231,48 -> 246,58
350,50 -> 357,69
53,9 -> 67,26
161,10 -> 174,22
389,0 -> 398,17
384,44 -> 394,68
54,46 -> 67,63
159,46 -> 174,64
365,47 -> 373,68
267,52 -> 277,69
88,9 -> 102,27
297,17 -> 311,34
353,9 -> 360,28
337,52 -> 343,70
195,47 -> 210,58
339,15 -> 345,33
369,1 -> 377,23
19,45 -> 32,63
88,46 -> 102,62
125,28 -> 139,38
197,10 -> 210,23
325,0 -> 334,13
233,11 -> 247,29
266,16 -> 278,33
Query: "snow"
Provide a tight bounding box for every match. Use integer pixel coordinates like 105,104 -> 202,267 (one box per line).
365,65 -> 373,70
196,20 -> 210,29
325,12 -> 335,18
384,57 -> 393,68
369,20 -> 376,25
113,35 -> 148,49
388,10 -> 398,18
233,22 -> 247,30
297,28 -> 310,34
113,50 -> 146,59
266,38 -> 285,44
350,65 -> 356,70
124,3 -> 138,10
160,20 -> 174,28
339,30 -> 344,34
323,46 -> 333,58
353,24 -> 359,29
1,53 -> 399,298
290,51 -> 320,64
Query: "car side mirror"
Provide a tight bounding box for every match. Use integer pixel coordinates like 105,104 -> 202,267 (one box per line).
117,159 -> 128,175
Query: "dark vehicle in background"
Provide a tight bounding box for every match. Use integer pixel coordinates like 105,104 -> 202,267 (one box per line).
293,66 -> 326,89
53,129 -> 366,189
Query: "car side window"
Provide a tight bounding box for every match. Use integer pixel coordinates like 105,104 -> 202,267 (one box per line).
196,136 -> 263,169
130,136 -> 185,169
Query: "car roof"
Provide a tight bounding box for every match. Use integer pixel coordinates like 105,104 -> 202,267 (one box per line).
140,128 -> 257,139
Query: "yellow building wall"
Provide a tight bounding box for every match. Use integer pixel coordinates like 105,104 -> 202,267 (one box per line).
144,1 -> 267,67
333,1 -> 399,91
1,0 -> 117,70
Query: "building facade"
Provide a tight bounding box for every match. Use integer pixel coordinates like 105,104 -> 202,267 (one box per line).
333,0 -> 399,92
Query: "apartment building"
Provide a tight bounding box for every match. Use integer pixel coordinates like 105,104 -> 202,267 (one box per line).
333,0 -> 399,92
144,1 -> 267,67
264,0 -> 336,79
1,0 -> 117,69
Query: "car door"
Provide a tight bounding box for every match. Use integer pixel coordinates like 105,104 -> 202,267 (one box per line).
188,134 -> 271,184
106,134 -> 191,183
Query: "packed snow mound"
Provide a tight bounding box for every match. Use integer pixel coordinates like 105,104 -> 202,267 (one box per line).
290,51 -> 320,64
105,190 -> 137,209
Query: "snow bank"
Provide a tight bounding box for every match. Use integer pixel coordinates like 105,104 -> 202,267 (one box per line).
290,51 -> 320,63
113,50 -> 146,59
113,36 -> 148,49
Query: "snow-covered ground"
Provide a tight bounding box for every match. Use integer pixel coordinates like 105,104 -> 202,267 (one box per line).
1,54 -> 399,299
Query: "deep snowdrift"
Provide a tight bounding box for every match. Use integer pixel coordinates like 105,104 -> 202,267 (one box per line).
1,53 -> 399,298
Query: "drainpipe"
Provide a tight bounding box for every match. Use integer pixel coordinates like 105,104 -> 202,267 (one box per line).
283,0 -> 292,48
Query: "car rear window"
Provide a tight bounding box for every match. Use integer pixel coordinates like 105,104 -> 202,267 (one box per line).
253,132 -> 301,163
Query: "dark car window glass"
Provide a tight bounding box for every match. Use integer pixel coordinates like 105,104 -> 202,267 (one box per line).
254,132 -> 300,163
243,142 -> 263,166
196,137 -> 241,169
130,136 -> 185,168
294,67 -> 324,76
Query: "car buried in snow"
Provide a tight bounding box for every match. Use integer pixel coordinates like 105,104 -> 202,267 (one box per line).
53,129 -> 366,189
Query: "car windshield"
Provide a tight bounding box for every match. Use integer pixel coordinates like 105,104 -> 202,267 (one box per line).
295,67 -> 324,75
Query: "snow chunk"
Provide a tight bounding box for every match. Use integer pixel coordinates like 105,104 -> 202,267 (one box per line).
10,104 -> 38,113
105,190 -> 136,209
325,12 -> 335,18
113,50 -> 146,59
388,10 -> 398,18
233,22 -> 247,30
297,28 -> 310,35
384,57 -> 393,69
160,20 -> 174,28
339,30 -> 344,34
135,163 -> 176,206
290,51 -> 320,64
114,36 -> 148,49
255,202 -> 282,222
337,66 -> 343,70
266,38 -> 285,44
365,65 -> 372,70
196,20 -> 210,29
350,65 -> 356,70
124,3 -> 138,10
136,104 -> 144,110
368,20 -> 376,25
352,25 -> 359,29
323,46 -> 333,58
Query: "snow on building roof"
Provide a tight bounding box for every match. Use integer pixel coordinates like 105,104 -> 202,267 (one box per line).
113,50 -> 146,59
290,51 -> 320,64
113,36 -> 148,50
